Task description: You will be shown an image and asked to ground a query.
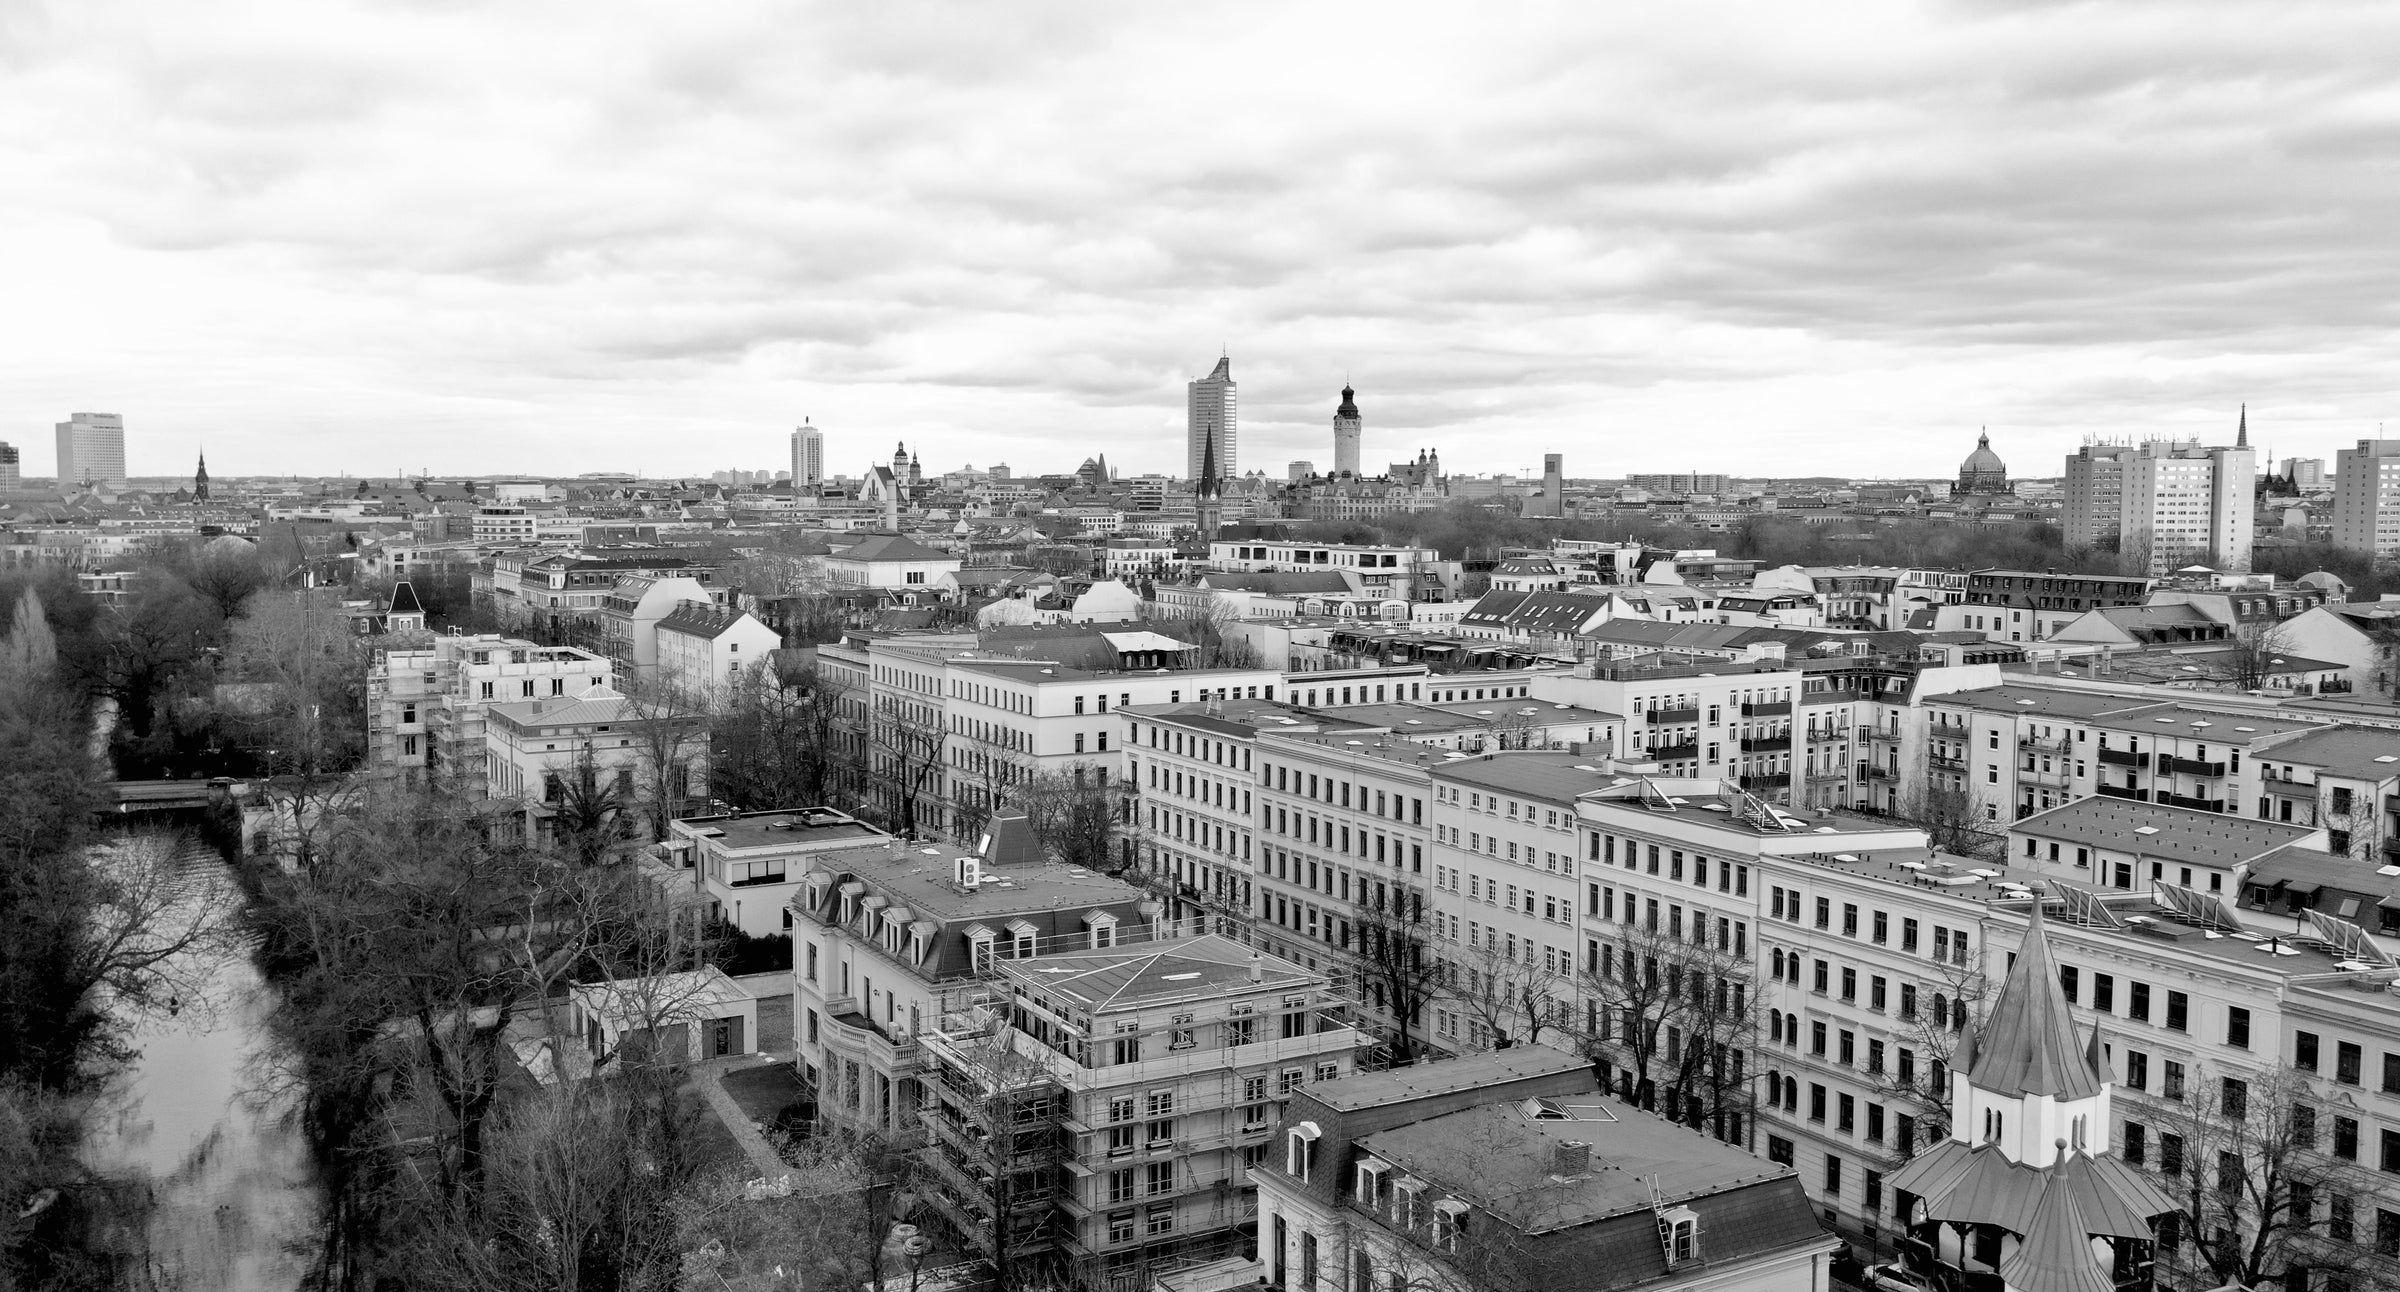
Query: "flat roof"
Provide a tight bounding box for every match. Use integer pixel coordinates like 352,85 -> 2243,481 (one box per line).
680,808 -> 884,851
1000,935 -> 1318,1012
1307,1045 -> 1591,1114
2013,797 -> 2313,865
2089,704 -> 2323,740
1433,753 -> 1635,804
2254,726 -> 2400,780
1123,699 -> 1379,740
803,841 -> 1144,921
1931,685 -> 2163,722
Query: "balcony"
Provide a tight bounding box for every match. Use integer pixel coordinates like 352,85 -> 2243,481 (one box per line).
1806,727 -> 1849,744
2019,766 -> 2072,788
2017,735 -> 2069,753
2096,747 -> 2146,768
2262,778 -> 2314,799
2096,784 -> 2148,802
1645,705 -> 1701,725
1742,773 -> 1793,789
1859,728 -> 1901,746
2157,755 -> 2226,778
1740,700 -> 1793,717
2155,791 -> 2225,813
822,1007 -> 921,1075
1740,735 -> 1793,753
1648,741 -> 1700,762
1857,762 -> 1895,782
1927,753 -> 1967,772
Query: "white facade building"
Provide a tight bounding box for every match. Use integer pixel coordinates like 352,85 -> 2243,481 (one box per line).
54,412 -> 127,488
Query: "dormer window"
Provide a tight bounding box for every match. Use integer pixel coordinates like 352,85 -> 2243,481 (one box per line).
1084,910 -> 1119,950
1394,1177 -> 1424,1231
1287,1121 -> 1322,1181
1657,1206 -> 1701,1265
965,924 -> 996,974
1354,1158 -> 1391,1209
1007,920 -> 1038,960
1432,1199 -> 1470,1253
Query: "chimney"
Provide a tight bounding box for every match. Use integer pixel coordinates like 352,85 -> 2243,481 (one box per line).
1551,1141 -> 1592,1177
1247,952 -> 1263,982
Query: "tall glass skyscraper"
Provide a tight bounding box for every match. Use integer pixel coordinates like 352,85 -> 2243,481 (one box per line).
1186,356 -> 1237,483
55,412 -> 127,488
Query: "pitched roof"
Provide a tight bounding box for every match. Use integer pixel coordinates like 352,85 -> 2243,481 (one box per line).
387,580 -> 424,614
833,532 -> 955,563
1966,902 -> 2106,1100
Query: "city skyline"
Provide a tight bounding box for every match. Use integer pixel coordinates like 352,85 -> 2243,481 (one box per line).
9,5 -> 2400,480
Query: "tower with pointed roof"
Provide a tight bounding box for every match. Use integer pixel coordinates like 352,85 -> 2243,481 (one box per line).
1332,383 -> 1362,477
1889,901 -> 2174,1292
1193,422 -> 1224,541
193,449 -> 210,502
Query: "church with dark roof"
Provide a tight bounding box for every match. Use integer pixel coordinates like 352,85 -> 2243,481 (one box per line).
1954,430 -> 2013,496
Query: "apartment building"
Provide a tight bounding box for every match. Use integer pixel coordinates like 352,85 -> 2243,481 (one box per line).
2007,796 -> 2320,897
478,550 -> 706,637
1126,700 -> 1380,938
1532,656 -> 1805,796
782,814 -> 1165,1136
593,574 -> 730,675
665,806 -> 890,939
1424,754 -> 1616,1052
2063,442 -> 2136,549
1955,568 -> 2153,642
2118,437 -> 2258,574
2333,438 -> 2400,557
366,634 -> 612,781
915,935 -> 1359,1289
651,601 -> 781,702
1250,1046 -> 1839,1292
481,684 -> 706,846
1204,539 -> 1450,601
2253,726 -> 2400,860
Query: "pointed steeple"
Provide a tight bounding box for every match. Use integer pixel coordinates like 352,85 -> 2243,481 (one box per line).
1196,422 -> 1220,499
1967,901 -> 2106,1100
2237,403 -> 2249,448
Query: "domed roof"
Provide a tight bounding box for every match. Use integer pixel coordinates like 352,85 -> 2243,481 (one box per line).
1336,385 -> 1359,419
1960,431 -> 2007,476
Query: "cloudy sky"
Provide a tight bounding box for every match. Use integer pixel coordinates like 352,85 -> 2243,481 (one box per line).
4,1 -> 2398,483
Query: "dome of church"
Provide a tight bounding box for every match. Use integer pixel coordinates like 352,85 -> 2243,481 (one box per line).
1955,431 -> 2012,495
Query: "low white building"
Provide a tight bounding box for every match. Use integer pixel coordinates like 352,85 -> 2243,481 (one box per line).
568,966 -> 758,1067
654,602 -> 783,703
823,532 -> 964,590
664,807 -> 895,939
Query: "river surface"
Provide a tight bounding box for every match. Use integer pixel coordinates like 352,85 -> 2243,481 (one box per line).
81,841 -> 318,1292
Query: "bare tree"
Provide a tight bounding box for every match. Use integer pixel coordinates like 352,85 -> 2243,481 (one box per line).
547,742 -> 633,867
1015,763 -> 1127,873
915,1014 -> 1067,1292
616,669 -> 710,843
225,587 -> 369,874
1447,938 -> 1569,1052
863,688 -> 948,840
710,658 -> 855,812
2142,1064 -> 2400,1292
2208,618 -> 2301,691
1574,919 -> 1757,1141
1863,954 -> 1987,1151
1350,884 -> 1438,1063
1889,785 -> 2005,862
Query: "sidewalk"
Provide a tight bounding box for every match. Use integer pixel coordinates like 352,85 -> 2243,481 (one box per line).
692,1055 -> 792,1179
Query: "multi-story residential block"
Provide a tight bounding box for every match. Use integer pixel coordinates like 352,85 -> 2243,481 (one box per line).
2251,726 -> 2400,859
1204,540 -> 1450,601
916,934 -> 1358,1289
1250,1045 -> 1840,1292
2333,438 -> 2400,557
478,549 -> 707,637
367,634 -> 612,780
472,504 -> 539,545
2118,435 -> 2258,574
2007,796 -> 2320,896
481,684 -> 706,846
593,574 -> 728,675
666,806 -> 891,939
1955,567 -> 2154,642
2062,441 -> 2136,550
781,814 -> 1166,1133
652,601 -> 781,702
0,440 -> 19,489
1533,656 -> 1805,797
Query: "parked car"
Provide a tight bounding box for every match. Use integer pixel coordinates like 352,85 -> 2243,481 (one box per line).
1867,1262 -> 1936,1292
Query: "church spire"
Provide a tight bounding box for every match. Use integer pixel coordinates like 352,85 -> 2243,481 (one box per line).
2237,403 -> 2249,448
1967,900 -> 2106,1101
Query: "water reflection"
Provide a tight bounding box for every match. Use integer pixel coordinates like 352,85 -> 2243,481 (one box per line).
82,841 -> 316,1292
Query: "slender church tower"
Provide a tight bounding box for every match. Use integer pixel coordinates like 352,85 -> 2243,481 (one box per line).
1194,422 -> 1224,541
193,449 -> 210,502
1332,384 -> 1361,478
1888,901 -> 2175,1291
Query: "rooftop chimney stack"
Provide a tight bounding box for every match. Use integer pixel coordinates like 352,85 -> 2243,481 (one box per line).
1247,951 -> 1263,982
1552,1140 -> 1592,1178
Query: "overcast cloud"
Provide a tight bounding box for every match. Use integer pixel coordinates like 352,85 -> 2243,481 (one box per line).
5,0 -> 2399,481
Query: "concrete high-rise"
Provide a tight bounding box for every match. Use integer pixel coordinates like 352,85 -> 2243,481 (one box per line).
0,442 -> 17,490
2288,456 -> 2327,490
2117,421 -> 2256,574
2332,439 -> 2400,556
790,419 -> 824,497
2060,441 -> 2134,550
55,412 -> 127,489
1331,383 -> 1361,477
1185,355 -> 1237,482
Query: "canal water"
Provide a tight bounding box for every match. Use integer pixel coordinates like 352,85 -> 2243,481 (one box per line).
81,839 -> 318,1292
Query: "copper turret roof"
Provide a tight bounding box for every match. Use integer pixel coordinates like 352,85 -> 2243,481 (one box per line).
1967,901 -> 2106,1100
